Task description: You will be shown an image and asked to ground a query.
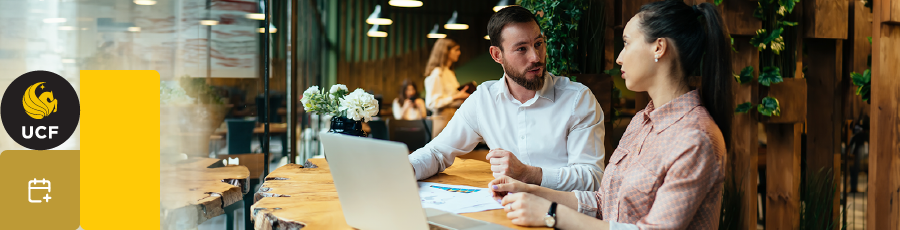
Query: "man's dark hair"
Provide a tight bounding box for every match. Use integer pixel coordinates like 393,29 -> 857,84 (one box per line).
487,6 -> 539,51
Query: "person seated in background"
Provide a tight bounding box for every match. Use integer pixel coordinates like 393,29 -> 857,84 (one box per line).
409,6 -> 606,192
488,1 -> 730,229
424,38 -> 471,136
392,80 -> 427,120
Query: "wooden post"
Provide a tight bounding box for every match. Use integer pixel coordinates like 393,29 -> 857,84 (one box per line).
804,38 -> 843,229
868,1 -> 900,229
766,123 -> 803,230
731,36 -> 760,230
846,0 -> 873,121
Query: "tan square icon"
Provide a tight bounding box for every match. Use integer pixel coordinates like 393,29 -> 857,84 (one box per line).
0,150 -> 79,229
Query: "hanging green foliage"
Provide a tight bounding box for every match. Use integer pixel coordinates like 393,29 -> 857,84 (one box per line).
734,66 -> 755,84
750,28 -> 785,54
778,0 -> 800,15
758,66 -> 784,87
851,69 -> 871,103
758,96 -> 782,117
735,102 -> 754,113
518,0 -> 586,80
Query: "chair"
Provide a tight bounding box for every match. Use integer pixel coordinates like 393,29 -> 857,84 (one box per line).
388,119 -> 432,152
367,120 -> 389,140
256,95 -> 284,123
226,119 -> 255,154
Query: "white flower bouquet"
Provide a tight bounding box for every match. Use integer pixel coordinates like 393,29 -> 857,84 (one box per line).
301,84 -> 379,122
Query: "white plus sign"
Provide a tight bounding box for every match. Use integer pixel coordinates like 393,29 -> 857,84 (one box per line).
43,193 -> 52,203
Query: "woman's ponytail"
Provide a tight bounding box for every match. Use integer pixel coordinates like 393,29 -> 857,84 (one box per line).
697,2 -> 733,145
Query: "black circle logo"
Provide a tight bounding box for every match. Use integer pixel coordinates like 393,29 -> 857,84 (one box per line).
1,71 -> 80,150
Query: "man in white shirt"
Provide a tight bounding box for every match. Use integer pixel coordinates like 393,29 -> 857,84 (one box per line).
409,6 -> 605,191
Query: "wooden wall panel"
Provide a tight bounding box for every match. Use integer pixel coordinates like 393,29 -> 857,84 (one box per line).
879,0 -> 900,23
868,0 -> 900,223
766,123 -> 803,230
762,78 -> 807,124
730,36 -> 759,230
846,0 -> 873,121
621,0 -> 657,26
692,0 -> 762,36
805,38 -> 843,228
804,0 -> 849,38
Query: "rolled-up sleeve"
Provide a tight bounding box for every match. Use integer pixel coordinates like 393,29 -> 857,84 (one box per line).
408,88 -> 484,180
573,190 -> 602,218
541,88 -> 605,191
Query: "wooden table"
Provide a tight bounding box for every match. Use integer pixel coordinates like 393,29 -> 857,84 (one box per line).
250,157 -> 549,230
161,158 -> 250,229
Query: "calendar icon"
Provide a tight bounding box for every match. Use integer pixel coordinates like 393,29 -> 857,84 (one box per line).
28,178 -> 52,203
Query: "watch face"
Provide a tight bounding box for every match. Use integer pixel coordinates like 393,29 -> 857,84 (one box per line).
545,215 -> 556,227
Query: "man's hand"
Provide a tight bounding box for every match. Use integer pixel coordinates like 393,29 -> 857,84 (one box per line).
487,148 -> 542,184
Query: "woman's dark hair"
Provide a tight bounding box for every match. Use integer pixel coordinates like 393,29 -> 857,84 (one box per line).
398,79 -> 420,108
638,0 -> 732,144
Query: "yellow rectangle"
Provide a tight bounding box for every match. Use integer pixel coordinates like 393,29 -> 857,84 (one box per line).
81,70 -> 160,229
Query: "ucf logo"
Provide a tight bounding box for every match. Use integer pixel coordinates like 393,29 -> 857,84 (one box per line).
23,82 -> 59,119
1,71 -> 80,150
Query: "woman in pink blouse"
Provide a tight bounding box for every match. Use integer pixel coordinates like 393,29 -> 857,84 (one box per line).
488,1 -> 731,229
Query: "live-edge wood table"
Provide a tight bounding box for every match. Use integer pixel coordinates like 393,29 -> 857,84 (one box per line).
160,158 -> 251,229
251,157 -> 551,230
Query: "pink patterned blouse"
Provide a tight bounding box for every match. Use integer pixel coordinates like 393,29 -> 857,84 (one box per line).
573,90 -> 725,230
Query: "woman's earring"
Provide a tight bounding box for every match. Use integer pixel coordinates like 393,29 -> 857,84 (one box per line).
654,55 -> 659,63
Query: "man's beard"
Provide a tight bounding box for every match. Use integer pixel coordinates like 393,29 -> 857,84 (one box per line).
503,60 -> 546,91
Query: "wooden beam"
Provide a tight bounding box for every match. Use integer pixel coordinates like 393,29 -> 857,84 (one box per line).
761,78 -> 807,124
868,0 -> 900,228
766,123 -> 802,230
804,38 -> 843,229
846,0 -> 873,121
803,0 -> 849,39
731,35 -> 759,230
879,0 -> 900,23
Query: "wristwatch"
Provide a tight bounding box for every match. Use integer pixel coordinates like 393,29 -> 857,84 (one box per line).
544,202 -> 558,229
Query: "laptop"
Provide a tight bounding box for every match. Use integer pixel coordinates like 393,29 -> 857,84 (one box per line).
320,133 -> 511,230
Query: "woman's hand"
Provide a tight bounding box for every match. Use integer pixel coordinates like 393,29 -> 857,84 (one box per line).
488,175 -> 533,201
403,99 -> 413,108
501,192 -> 553,227
453,85 -> 471,100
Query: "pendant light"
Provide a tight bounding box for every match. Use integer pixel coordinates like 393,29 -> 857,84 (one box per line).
427,24 -> 447,38
493,0 -> 515,12
367,24 -> 387,37
444,11 -> 468,30
389,0 -> 422,7
366,5 -> 393,25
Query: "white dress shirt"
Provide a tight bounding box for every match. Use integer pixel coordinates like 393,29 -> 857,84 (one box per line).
409,73 -> 606,191
424,67 -> 461,113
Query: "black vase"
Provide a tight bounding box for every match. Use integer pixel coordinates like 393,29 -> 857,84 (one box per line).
328,116 -> 367,137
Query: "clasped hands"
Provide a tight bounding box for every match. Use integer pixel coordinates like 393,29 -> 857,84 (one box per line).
485,148 -> 552,226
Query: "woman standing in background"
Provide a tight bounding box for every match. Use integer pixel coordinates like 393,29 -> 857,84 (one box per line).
424,38 -> 470,137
